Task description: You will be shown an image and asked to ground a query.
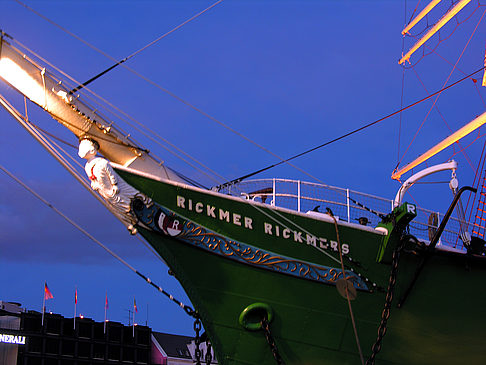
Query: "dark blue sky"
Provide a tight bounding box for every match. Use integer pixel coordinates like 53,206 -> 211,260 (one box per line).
0,0 -> 485,336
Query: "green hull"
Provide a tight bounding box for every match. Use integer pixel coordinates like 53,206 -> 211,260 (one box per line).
118,168 -> 486,365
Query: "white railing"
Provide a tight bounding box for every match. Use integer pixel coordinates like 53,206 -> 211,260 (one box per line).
220,178 -> 467,251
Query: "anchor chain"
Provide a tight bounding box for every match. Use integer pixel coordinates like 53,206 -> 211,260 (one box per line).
205,338 -> 213,364
365,238 -> 406,365
261,317 -> 285,365
194,316 -> 202,365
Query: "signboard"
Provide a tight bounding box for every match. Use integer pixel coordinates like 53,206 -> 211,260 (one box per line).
0,334 -> 26,345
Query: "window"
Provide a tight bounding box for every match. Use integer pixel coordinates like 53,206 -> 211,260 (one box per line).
45,338 -> 59,354
46,317 -> 61,335
108,345 -> 120,360
61,339 -> 75,356
27,336 -> 42,353
108,326 -> 121,343
23,316 -> 41,332
93,343 -> 105,359
78,341 -> 91,358
78,322 -> 92,339
123,347 -> 135,362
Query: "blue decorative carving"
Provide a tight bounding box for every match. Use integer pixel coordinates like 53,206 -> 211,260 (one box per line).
131,199 -> 369,291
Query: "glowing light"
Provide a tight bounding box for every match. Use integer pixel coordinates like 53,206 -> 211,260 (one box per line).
482,48 -> 486,87
402,0 -> 442,35
0,57 -> 46,105
399,0 -> 471,64
79,314 -> 84,319
392,111 -> 486,180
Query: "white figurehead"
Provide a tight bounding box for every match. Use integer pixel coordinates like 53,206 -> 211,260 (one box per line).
78,136 -> 149,234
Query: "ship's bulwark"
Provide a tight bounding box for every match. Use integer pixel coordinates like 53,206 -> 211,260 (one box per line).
118,168 -> 486,365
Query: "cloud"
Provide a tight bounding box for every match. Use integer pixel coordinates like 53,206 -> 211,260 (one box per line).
0,175 -> 153,264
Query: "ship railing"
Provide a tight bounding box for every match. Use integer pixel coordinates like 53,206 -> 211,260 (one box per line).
220,178 -> 468,251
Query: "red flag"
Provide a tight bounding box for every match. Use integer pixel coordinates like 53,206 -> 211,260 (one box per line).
105,293 -> 109,310
75,289 -> 78,305
44,282 -> 53,300
134,298 -> 138,313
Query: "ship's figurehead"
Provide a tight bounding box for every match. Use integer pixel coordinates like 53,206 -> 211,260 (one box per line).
78,136 -> 151,234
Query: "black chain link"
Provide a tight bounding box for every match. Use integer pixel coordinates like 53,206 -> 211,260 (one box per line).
194,316 -> 202,365
261,317 -> 285,365
366,239 -> 406,365
205,338 -> 213,364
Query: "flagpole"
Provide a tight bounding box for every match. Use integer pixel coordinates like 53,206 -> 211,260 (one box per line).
74,287 -> 77,330
104,292 -> 108,334
41,282 -> 46,326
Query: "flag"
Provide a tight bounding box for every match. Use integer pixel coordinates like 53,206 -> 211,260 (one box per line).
134,298 -> 138,313
44,282 -> 53,300
105,293 -> 109,310
42,281 -> 53,326
75,289 -> 78,305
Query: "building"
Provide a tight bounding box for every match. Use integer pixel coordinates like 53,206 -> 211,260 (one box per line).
151,331 -> 216,365
0,301 -> 216,365
0,301 -> 151,364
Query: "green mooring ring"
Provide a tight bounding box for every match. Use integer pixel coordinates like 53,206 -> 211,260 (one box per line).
239,302 -> 274,331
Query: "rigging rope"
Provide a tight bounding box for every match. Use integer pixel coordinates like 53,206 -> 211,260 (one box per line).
410,66 -> 476,172
12,0 -> 484,219
217,65 -> 486,190
68,0 -> 225,94
396,0 -> 408,178
9,1 -> 315,187
5,87 -> 357,276
327,208 -> 364,365
396,6 -> 486,170
11,0 -> 486,198
1,36 -> 367,268
0,162 -> 197,317
21,94 -> 185,268
6,29 -> 238,189
6,2 -> 482,267
6,90 -> 360,281
401,0 -> 485,68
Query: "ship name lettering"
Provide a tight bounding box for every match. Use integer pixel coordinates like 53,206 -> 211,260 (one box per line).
306,234 -> 316,246
233,213 -> 241,226
263,222 -> 350,253
176,195 -> 253,230
219,209 -> 230,222
207,205 -> 216,218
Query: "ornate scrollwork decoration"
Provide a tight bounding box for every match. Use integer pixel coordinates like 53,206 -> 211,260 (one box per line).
132,199 -> 369,291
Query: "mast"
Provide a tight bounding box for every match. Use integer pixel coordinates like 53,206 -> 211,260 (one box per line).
399,0 -> 472,64
0,36 -> 184,183
401,0 -> 442,36
392,111 -> 486,181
